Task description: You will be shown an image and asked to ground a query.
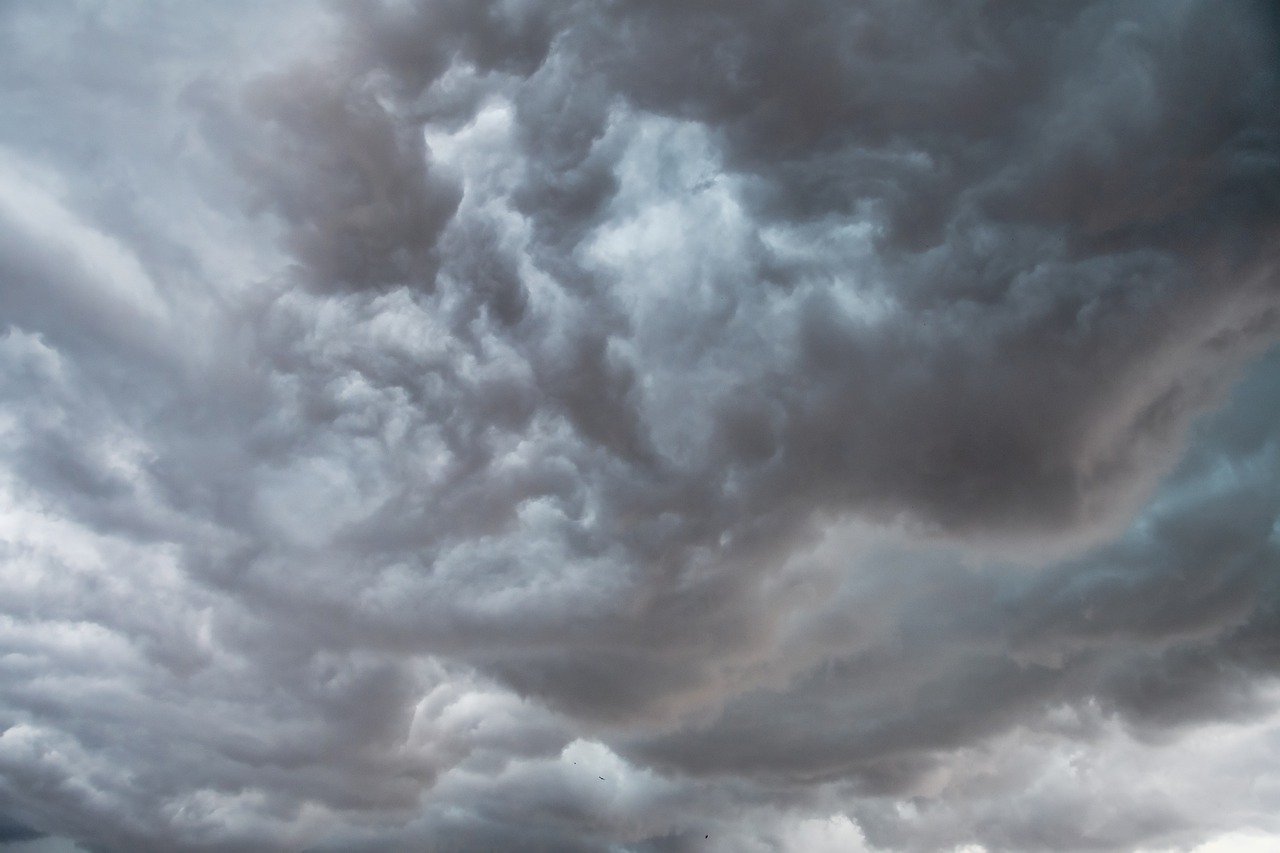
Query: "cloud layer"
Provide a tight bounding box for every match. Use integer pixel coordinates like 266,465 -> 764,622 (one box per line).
0,1 -> 1278,850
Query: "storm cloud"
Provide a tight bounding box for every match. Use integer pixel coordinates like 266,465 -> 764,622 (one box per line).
0,1 -> 1278,850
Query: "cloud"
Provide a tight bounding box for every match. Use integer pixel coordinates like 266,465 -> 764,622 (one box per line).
0,0 -> 1277,850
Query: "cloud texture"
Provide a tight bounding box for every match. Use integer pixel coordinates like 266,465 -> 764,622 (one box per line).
0,1 -> 1278,850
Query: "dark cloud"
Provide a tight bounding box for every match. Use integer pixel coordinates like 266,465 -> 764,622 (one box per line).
194,66 -> 463,294
0,815 -> 43,844
0,0 -> 1278,850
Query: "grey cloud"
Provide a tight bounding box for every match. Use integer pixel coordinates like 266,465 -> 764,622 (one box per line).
197,67 -> 462,294
0,815 -> 43,844
0,0 -> 1279,851
612,349 -> 1280,849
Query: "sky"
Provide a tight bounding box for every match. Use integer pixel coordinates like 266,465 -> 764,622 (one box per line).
0,1 -> 1278,851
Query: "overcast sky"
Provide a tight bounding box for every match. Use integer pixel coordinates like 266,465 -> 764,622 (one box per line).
0,1 -> 1278,851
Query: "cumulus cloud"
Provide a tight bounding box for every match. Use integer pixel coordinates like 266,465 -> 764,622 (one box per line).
0,0 -> 1278,850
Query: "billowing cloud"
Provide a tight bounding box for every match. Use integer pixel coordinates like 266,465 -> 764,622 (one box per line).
0,1 -> 1278,850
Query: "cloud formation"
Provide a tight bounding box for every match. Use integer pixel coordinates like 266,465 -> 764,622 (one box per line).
0,0 -> 1278,850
